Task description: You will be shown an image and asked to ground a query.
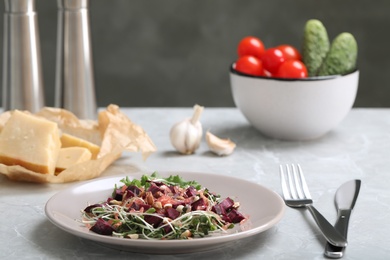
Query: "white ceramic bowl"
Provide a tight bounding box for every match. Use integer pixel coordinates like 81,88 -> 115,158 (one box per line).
230,65 -> 359,140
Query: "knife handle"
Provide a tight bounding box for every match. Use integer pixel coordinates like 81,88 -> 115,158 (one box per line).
324,209 -> 352,258
334,209 -> 352,237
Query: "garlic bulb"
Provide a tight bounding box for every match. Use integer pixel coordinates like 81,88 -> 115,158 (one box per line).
170,104 -> 204,154
206,131 -> 236,156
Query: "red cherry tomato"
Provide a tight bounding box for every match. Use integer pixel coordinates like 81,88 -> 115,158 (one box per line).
276,60 -> 308,79
261,48 -> 286,74
235,55 -> 264,76
263,70 -> 273,77
277,44 -> 302,61
237,36 -> 265,59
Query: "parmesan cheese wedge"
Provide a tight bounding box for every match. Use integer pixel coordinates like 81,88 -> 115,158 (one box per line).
55,147 -> 92,173
0,110 -> 61,175
60,133 -> 100,159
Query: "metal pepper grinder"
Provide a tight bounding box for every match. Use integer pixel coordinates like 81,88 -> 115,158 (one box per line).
2,0 -> 45,112
55,0 -> 97,119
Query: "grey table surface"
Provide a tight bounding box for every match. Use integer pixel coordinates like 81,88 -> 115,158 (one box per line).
0,107 -> 389,260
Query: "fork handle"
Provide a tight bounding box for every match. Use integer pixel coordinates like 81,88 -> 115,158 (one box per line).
306,205 -> 348,247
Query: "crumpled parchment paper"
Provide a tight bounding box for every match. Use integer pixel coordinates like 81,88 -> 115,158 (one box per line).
0,104 -> 156,183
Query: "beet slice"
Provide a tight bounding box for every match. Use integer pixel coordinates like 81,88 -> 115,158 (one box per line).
144,214 -> 164,228
185,186 -> 197,197
211,204 -> 226,216
227,209 -> 245,223
129,202 -> 151,211
147,182 -> 161,195
127,185 -> 142,196
113,188 -> 124,201
90,218 -> 115,236
166,207 -> 180,220
218,197 -> 234,211
191,198 -> 207,211
84,203 -> 102,213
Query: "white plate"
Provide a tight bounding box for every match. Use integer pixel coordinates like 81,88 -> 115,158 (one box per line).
45,172 -> 285,254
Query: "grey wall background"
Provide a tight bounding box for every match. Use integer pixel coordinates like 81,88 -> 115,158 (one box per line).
1,0 -> 389,108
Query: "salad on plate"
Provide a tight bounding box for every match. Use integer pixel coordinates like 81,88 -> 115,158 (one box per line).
81,172 -> 247,240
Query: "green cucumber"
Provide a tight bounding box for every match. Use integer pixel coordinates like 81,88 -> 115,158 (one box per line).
302,19 -> 330,76
318,32 -> 358,76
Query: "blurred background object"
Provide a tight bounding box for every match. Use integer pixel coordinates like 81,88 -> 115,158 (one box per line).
0,0 -> 389,108
2,0 -> 45,112
55,0 -> 97,119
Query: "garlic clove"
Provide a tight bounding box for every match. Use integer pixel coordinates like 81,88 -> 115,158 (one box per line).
206,131 -> 236,156
169,104 -> 204,154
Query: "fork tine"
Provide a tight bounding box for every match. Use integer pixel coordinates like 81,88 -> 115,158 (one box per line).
279,165 -> 291,200
297,164 -> 312,199
292,164 -> 304,199
286,164 -> 298,199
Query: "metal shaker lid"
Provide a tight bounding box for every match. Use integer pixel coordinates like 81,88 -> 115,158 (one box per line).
58,0 -> 89,10
5,0 -> 36,13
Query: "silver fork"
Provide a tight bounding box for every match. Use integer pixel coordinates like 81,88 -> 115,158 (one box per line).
280,164 -> 347,247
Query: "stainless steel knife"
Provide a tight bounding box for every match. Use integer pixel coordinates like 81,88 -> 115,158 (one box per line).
324,179 -> 361,258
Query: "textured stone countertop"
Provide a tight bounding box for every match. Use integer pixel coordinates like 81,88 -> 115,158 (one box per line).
1,107 -> 389,259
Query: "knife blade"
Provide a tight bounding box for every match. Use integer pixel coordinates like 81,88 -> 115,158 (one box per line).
324,179 -> 361,258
